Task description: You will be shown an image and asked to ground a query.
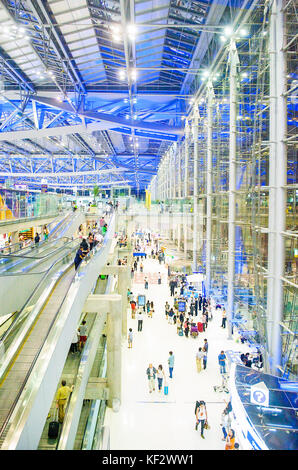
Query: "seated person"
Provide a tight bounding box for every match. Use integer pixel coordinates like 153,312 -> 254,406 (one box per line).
240,353 -> 247,365
245,353 -> 252,368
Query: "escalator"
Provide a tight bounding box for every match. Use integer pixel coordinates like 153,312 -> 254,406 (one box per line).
0,214 -> 115,449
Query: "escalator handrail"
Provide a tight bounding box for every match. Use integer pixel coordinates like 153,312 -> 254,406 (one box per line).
0,213 -> 115,443
0,261 -> 76,441
0,237 -> 75,266
0,238 -> 79,343
48,212 -> 72,238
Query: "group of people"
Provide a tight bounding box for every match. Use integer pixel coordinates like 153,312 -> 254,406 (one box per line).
164,291 -> 212,340
74,218 -> 107,271
146,352 -> 174,394
34,224 -> 49,245
126,228 -> 243,449
127,293 -> 156,338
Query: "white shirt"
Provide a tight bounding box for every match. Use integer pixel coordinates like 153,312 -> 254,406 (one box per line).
157,369 -> 164,379
196,350 -> 204,360
197,406 -> 207,420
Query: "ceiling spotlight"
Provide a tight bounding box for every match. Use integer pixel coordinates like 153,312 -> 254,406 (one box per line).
239,28 -> 248,37
127,24 -> 137,41
224,26 -> 233,37
125,114 -> 129,119
130,69 -> 137,81
119,69 -> 126,80
220,35 -> 226,42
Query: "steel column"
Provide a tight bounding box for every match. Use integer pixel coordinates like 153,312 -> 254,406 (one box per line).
206,81 -> 214,296
192,105 -> 199,271
267,0 -> 287,375
227,39 -> 239,340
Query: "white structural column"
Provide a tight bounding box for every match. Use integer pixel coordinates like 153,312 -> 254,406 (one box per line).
178,142 -> 182,199
184,120 -> 189,198
192,105 -> 199,271
106,295 -> 123,408
227,39 -> 239,340
206,81 -> 215,296
267,0 -> 287,374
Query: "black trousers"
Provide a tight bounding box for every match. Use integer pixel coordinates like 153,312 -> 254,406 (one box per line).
138,320 -> 143,331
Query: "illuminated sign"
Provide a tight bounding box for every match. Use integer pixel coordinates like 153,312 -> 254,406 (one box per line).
250,381 -> 269,407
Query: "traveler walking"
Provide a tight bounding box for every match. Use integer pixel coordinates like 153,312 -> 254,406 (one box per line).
138,309 -> 143,332
146,364 -> 157,393
144,276 -> 149,289
165,301 -> 170,320
168,351 -> 175,379
196,347 -> 203,373
78,320 -> 87,351
203,339 -> 208,369
203,349 -> 208,370
221,309 -> 227,328
218,350 -> 227,374
157,365 -> 165,393
158,272 -> 162,284
128,328 -> 133,348
56,380 -> 73,423
220,408 -> 231,440
34,232 -> 40,244
195,402 -> 208,439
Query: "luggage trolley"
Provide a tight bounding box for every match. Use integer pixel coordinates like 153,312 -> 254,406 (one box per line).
213,373 -> 229,394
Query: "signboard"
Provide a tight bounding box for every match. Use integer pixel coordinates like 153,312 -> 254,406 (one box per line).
250,381 -> 269,407
41,184 -> 48,193
133,252 -> 146,257
178,301 -> 186,312
138,295 -> 146,307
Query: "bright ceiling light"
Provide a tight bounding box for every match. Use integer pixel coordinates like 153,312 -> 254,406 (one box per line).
224,26 -> 233,37
239,28 -> 248,37
220,35 -> 226,42
127,24 -> 137,41
111,24 -> 121,42
130,69 -> 137,81
125,114 -> 129,119
119,69 -> 126,80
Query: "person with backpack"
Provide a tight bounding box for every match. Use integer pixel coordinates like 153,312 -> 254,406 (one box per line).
195,401 -> 208,438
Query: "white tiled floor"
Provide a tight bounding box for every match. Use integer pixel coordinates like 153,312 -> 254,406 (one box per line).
104,257 -> 248,450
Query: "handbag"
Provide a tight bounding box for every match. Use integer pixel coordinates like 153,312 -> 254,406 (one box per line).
204,421 -> 210,430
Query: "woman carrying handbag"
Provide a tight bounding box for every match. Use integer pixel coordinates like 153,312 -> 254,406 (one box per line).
195,401 -> 208,439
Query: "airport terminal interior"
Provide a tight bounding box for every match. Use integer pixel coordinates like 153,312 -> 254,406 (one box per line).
0,0 -> 296,452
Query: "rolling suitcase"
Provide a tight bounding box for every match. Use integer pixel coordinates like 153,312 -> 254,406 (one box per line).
198,322 -> 203,333
164,385 -> 168,396
48,409 -> 59,439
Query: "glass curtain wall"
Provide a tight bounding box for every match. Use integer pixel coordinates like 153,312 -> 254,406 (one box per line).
151,0 -> 297,378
